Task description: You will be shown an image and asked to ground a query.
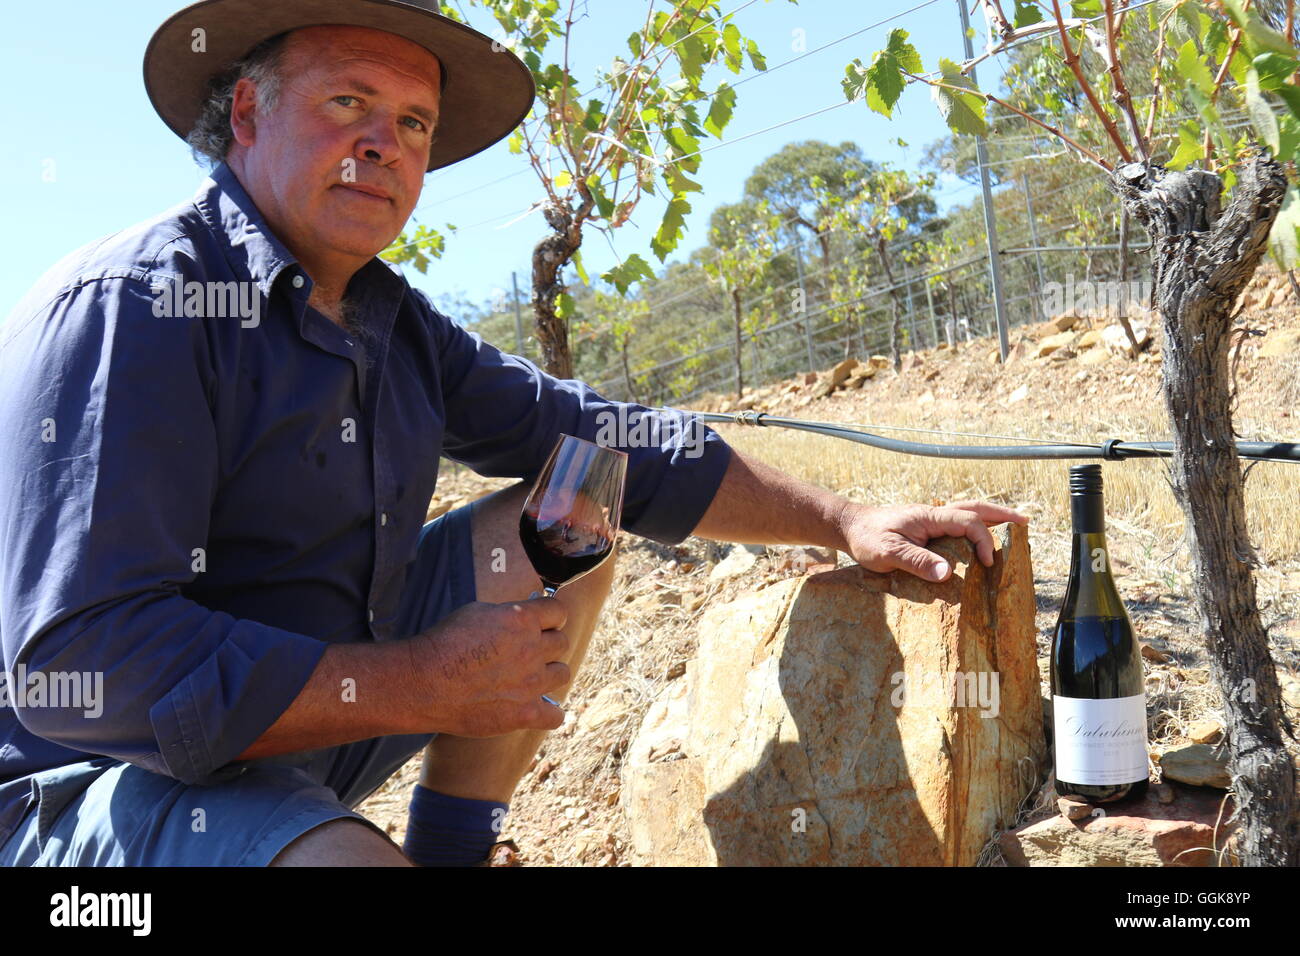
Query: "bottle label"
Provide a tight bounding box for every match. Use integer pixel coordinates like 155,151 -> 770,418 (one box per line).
1052,693 -> 1148,785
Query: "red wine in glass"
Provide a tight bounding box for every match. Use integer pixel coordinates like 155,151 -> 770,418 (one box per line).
519,433 -> 627,598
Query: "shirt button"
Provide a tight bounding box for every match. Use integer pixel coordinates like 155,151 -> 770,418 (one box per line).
380,512 -> 388,526
291,274 -> 305,289
368,608 -> 375,623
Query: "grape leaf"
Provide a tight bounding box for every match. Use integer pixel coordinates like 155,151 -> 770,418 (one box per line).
1013,1 -> 1043,28
705,83 -> 737,138
1176,39 -> 1216,96
652,196 -> 692,261
1253,51 -> 1299,90
863,29 -> 923,118
602,253 -> 656,294
931,58 -> 987,135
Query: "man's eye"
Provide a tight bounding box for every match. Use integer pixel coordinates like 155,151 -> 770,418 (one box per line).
402,116 -> 428,133
333,95 -> 358,107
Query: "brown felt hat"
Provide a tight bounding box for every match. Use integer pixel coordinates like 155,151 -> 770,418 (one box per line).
143,0 -> 535,172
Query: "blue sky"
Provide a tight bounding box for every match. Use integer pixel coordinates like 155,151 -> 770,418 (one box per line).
0,0 -> 993,322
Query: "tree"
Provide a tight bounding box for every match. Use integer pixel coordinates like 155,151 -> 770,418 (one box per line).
742,140 -> 878,269
903,232 -> 979,346
845,1 -> 1300,865
743,140 -> 937,270
818,165 -> 937,370
577,290 -> 649,403
393,0 -> 786,380
702,200 -> 781,397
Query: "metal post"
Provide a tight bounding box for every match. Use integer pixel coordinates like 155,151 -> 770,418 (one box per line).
924,278 -> 939,347
904,273 -> 918,350
511,271 -> 525,354
1021,172 -> 1048,319
795,243 -> 815,370
959,0 -> 1010,361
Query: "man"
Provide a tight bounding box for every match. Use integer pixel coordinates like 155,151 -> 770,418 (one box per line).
0,0 -> 1026,867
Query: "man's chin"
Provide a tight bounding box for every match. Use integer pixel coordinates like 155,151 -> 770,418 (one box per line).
315,227 -> 402,261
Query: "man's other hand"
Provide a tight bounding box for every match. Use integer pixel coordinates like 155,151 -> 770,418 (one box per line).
840,500 -> 1029,583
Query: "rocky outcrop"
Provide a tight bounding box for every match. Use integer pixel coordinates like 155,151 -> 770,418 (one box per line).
1001,785 -> 1235,867
622,522 -> 1045,866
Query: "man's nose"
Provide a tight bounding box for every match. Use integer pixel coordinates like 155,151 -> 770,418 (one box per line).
354,112 -> 403,165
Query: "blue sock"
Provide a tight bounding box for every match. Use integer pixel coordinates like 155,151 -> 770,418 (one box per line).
402,784 -> 509,867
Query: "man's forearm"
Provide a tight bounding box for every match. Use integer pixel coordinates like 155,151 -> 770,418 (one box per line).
690,446 -> 853,552
235,638 -> 424,761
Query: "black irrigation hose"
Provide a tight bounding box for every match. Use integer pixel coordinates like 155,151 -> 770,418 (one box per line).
682,409 -> 1300,464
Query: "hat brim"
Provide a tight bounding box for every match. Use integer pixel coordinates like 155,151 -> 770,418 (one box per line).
143,0 -> 535,172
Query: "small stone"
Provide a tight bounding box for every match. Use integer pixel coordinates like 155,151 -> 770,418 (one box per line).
1058,796 -> 1093,821
1283,677 -> 1300,710
487,840 -> 521,867
656,589 -> 682,606
1141,642 -> 1172,663
1158,743 -> 1231,789
1102,322 -> 1151,355
1187,718 -> 1223,744
1036,330 -> 1076,358
709,547 -> 757,581
1008,384 -> 1030,403
1152,782 -> 1176,805
829,357 -> 859,388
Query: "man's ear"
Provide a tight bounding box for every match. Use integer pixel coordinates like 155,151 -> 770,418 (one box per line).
229,77 -> 261,148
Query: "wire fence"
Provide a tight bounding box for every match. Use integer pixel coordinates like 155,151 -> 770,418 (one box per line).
579,180 -> 1139,408
572,98 -> 1269,409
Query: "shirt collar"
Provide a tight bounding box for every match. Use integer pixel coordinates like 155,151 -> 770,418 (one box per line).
193,162 -> 299,301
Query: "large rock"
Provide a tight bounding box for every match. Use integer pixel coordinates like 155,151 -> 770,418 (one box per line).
622,522 -> 1045,866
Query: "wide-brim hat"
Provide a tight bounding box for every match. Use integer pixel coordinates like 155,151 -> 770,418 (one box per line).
143,0 -> 535,172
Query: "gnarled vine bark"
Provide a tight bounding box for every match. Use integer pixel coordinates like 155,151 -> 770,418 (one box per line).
1113,154 -> 1299,866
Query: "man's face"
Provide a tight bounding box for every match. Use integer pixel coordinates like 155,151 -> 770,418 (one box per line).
229,25 -> 441,269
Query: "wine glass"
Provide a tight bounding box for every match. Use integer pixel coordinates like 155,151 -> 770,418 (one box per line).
519,433 -> 627,600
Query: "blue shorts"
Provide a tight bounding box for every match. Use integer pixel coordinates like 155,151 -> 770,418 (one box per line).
0,500 -> 480,867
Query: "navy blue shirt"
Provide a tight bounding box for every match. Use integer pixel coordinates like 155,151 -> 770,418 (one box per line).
0,162 -> 732,842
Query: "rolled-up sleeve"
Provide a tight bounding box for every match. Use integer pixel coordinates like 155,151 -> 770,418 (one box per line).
0,275 -> 326,784
426,297 -> 732,545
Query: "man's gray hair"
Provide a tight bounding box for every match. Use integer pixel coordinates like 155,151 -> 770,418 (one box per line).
186,32 -> 292,167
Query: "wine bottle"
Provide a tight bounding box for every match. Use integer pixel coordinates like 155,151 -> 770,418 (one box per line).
1050,464 -> 1149,803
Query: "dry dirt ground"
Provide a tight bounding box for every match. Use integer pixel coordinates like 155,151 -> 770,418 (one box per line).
358,268 -> 1300,866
